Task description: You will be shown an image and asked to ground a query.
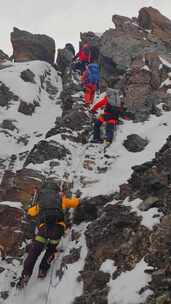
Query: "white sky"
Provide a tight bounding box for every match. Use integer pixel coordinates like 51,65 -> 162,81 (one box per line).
1,0 -> 171,56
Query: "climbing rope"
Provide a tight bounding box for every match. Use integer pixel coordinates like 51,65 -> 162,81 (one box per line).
44,236 -> 69,304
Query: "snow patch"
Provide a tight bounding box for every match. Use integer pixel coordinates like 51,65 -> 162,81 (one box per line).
123,197 -> 162,230
100,259 -> 117,275
0,201 -> 22,209
108,259 -> 153,304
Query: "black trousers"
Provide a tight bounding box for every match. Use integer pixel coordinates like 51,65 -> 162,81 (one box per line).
22,223 -> 64,277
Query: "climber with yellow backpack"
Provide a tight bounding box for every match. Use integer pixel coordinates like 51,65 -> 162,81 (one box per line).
17,180 -> 80,289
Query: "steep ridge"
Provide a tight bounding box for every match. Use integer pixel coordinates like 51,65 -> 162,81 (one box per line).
0,6 -> 171,304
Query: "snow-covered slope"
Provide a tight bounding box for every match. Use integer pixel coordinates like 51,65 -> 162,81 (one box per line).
1,105 -> 170,304
0,61 -> 62,173
0,59 -> 171,304
26,105 -> 171,197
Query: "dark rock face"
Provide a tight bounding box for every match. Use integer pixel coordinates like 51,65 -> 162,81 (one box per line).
56,43 -> 75,74
11,27 -> 55,64
0,204 -> 25,257
0,82 -> 18,106
121,52 -> 169,113
20,69 -> 35,83
138,7 -> 171,46
73,194 -> 114,225
123,134 -> 149,152
18,100 -> 37,115
0,50 -> 9,61
145,214 -> 171,302
129,136 -> 171,202
24,140 -> 71,167
0,119 -> 17,131
46,106 -> 92,144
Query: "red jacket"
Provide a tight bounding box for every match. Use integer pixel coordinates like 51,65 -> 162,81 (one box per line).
92,96 -> 108,113
74,48 -> 91,63
92,96 -> 128,119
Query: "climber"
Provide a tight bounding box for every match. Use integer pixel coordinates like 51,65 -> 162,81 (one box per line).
72,43 -> 91,74
17,181 -> 80,289
91,88 -> 128,144
81,62 -> 100,106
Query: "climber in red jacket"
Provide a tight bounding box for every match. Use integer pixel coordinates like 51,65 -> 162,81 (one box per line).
91,88 -> 128,144
72,43 -> 91,74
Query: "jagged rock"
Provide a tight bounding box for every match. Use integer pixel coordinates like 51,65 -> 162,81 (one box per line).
56,43 -> 75,74
0,50 -> 9,62
18,100 -> 37,115
156,293 -> 171,304
63,248 -> 81,264
62,109 -> 90,131
0,204 -> 25,256
46,106 -> 91,144
100,22 -> 147,71
145,215 -> 171,300
73,289 -> 108,304
20,69 -> 35,83
0,82 -> 18,106
73,194 -> 113,225
121,53 -> 168,113
81,270 -> 110,293
0,119 -> 17,131
11,27 -> 55,64
138,7 -> 171,46
123,134 -> 149,152
24,140 -> 71,167
60,91 -> 74,117
0,168 -> 43,203
138,196 -> 159,211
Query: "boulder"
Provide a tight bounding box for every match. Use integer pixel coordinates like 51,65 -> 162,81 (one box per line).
20,69 -> 35,83
123,134 -> 148,152
11,27 -> 55,64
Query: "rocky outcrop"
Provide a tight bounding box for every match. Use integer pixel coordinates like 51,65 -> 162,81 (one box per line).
11,27 -> 55,64
121,52 -> 170,113
0,168 -> 43,203
56,44 -> 81,95
138,7 -> 171,47
46,105 -> 92,144
24,140 -> 71,167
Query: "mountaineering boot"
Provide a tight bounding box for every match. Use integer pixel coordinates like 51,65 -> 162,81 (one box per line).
104,139 -> 112,146
37,268 -> 48,279
90,138 -> 103,144
16,274 -> 30,289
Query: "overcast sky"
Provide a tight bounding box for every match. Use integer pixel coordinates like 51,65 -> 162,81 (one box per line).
1,0 -> 171,56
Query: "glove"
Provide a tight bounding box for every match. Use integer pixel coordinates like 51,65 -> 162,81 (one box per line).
75,189 -> 82,198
